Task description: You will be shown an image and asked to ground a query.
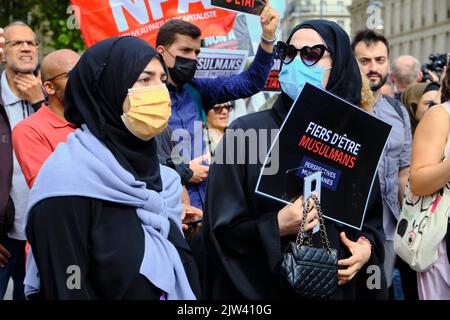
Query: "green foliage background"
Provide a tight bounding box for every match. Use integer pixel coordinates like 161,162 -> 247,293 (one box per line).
1,0 -> 86,54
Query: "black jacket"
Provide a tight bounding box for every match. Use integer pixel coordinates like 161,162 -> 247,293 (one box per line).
0,73 -> 44,240
26,196 -> 202,299
203,100 -> 388,300
0,92 -> 14,241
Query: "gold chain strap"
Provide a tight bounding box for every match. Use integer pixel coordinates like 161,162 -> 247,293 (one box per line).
295,194 -> 333,255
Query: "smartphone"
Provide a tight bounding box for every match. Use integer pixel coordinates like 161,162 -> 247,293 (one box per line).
303,171 -> 322,234
186,219 -> 203,227
282,167 -> 304,203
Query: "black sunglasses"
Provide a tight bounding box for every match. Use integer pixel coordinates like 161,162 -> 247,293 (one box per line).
212,104 -> 232,114
276,41 -> 330,66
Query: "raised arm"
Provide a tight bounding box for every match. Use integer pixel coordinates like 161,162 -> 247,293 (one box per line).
409,105 -> 450,196
193,5 -> 279,108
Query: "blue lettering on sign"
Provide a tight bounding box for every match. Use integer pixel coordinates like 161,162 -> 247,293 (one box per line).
297,156 -> 342,191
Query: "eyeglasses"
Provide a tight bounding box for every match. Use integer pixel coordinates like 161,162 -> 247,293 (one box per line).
276,41 -> 330,66
212,104 -> 231,114
5,40 -> 39,48
45,70 -> 71,82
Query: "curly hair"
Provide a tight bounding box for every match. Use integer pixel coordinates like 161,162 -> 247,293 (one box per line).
359,71 -> 376,111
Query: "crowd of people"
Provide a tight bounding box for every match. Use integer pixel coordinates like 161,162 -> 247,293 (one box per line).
0,3 -> 448,300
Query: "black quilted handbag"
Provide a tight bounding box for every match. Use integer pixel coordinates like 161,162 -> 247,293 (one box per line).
281,194 -> 338,299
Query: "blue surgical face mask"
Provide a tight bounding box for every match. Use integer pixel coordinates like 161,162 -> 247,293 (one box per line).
279,57 -> 330,101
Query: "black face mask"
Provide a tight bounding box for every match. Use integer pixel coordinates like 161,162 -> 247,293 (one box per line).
168,55 -> 197,86
369,72 -> 389,92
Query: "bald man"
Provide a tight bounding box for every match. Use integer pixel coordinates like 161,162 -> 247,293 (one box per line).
12,49 -> 80,188
391,55 -> 423,100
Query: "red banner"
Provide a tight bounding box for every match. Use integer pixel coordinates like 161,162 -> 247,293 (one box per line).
70,0 -> 237,47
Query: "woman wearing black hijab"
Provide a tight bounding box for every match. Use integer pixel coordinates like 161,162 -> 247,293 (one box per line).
203,20 -> 387,299
24,37 -> 200,299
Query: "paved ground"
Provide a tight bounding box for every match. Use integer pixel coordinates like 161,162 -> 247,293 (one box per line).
4,279 -> 13,300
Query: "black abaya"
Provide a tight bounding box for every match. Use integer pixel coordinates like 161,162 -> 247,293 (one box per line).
26,196 -> 201,299
203,98 -> 388,300
25,37 -> 201,299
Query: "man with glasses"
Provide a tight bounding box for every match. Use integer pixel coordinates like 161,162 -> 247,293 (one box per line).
0,21 -> 45,300
13,49 -> 80,188
204,101 -> 233,161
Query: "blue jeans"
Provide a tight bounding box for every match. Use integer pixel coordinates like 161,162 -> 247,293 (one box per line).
0,236 -> 26,300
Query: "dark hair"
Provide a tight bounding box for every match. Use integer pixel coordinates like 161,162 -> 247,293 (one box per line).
442,65 -> 450,103
351,29 -> 390,56
156,19 -> 201,47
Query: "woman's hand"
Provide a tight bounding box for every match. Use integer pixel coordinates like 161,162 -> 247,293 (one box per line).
182,205 -> 203,237
277,196 -> 319,237
337,232 -> 371,286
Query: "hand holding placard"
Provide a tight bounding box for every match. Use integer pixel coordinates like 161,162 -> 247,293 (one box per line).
256,83 -> 392,230
212,0 -> 267,15
277,196 -> 319,237
260,1 -> 279,41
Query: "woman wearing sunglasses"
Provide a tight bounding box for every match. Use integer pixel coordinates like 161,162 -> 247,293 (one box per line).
203,102 -> 232,161
203,20 -> 387,300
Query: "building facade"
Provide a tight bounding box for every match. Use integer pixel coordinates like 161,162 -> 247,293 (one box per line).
348,0 -> 450,62
281,0 -> 353,41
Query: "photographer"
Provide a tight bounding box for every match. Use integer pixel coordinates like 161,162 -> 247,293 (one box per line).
421,53 -> 448,83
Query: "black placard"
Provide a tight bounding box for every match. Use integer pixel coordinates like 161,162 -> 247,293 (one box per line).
211,0 -> 267,16
256,83 -> 392,230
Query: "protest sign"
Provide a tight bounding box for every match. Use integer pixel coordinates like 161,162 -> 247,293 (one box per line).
195,48 -> 249,78
263,58 -> 281,92
255,83 -> 392,230
211,0 -> 266,15
70,0 -> 236,47
203,14 -> 254,55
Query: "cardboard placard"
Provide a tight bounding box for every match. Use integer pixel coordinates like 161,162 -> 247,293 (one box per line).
256,83 -> 392,230
211,0 -> 266,16
195,48 -> 249,78
263,58 -> 281,92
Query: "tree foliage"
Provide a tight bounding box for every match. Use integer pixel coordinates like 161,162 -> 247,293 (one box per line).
1,0 -> 86,53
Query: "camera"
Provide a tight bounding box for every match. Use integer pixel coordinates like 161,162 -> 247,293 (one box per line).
421,53 -> 448,82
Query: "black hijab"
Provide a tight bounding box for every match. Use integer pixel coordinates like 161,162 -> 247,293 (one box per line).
274,20 -> 362,120
64,36 -> 163,191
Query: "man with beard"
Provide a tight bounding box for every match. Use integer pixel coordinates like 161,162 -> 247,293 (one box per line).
352,29 -> 413,299
12,49 -> 80,188
0,22 -> 45,300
